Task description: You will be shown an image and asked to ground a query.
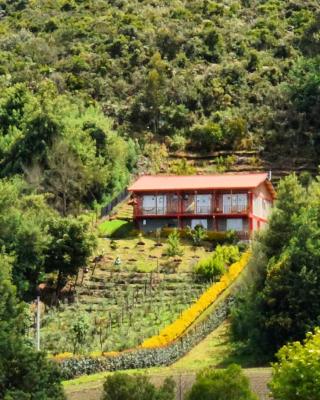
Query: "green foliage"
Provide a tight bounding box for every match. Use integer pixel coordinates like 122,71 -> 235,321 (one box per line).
186,364 -> 258,400
45,216 -> 97,292
169,158 -> 196,175
165,229 -> 183,257
0,252 -> 65,399
187,225 -> 206,246
57,298 -> 231,379
102,373 -> 175,400
0,0 -> 318,156
0,83 -> 137,213
0,178 -> 54,297
70,314 -> 91,355
231,174 -> 320,359
195,245 -> 240,281
269,329 -> 320,400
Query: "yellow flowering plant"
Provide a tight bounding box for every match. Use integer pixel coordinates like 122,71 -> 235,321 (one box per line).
141,252 -> 250,348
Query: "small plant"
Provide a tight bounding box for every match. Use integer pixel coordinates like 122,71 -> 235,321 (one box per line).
70,314 -> 91,354
187,225 -> 206,246
165,229 -> 183,257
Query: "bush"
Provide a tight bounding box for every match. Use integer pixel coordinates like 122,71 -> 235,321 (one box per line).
186,364 -> 258,400
269,328 -> 320,400
194,245 -> 240,281
187,225 -> 206,246
205,230 -> 237,245
164,229 -> 183,257
102,373 -> 175,400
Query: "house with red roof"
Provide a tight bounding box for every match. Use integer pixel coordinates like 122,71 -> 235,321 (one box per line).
128,173 -> 276,239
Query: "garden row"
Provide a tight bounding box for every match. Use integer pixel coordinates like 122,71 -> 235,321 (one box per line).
55,253 -> 250,379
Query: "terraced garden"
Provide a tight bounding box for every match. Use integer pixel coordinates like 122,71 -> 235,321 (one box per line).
41,236 -> 212,354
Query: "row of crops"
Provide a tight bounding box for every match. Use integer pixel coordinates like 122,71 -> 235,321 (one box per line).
41,269 -> 209,354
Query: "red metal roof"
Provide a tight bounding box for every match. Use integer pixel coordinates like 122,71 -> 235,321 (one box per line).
129,173 -> 275,196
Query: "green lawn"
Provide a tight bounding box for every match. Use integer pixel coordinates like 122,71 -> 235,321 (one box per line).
98,219 -> 129,237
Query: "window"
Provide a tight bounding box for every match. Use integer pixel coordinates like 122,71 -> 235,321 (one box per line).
223,194 -> 248,213
191,219 -> 208,229
226,218 -> 243,232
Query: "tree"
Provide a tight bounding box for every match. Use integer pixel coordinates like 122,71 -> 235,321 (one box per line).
102,373 -> 175,400
261,174 -> 307,259
44,216 -> 96,295
269,329 -> 320,400
165,229 -> 183,257
0,178 -> 54,298
0,252 -> 65,400
186,364 -> 258,400
44,140 -> 88,215
231,174 -> 320,358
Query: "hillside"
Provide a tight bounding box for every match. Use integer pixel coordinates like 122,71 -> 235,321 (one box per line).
1,1 -> 320,186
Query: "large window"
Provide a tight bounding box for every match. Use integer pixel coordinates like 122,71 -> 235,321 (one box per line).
196,194 -> 212,214
142,195 -> 167,215
223,194 -> 248,213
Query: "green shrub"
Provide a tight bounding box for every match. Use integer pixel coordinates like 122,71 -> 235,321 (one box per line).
165,229 -> 183,257
194,245 -> 240,281
102,373 -> 175,400
187,225 -> 206,246
269,328 -> 320,400
205,230 -> 237,245
186,364 -> 258,400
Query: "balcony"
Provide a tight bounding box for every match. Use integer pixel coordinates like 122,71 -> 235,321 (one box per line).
134,192 -> 249,217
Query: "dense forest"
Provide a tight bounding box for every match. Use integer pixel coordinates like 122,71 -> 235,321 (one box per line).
0,0 -> 320,167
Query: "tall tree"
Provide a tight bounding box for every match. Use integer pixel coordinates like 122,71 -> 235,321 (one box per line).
0,252 -> 65,399
44,216 -> 96,294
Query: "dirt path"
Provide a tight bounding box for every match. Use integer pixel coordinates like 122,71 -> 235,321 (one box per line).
65,368 -> 271,400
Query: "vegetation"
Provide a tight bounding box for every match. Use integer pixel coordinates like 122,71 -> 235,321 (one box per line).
0,0 -> 319,161
186,364 -> 258,400
0,0 -> 319,396
164,229 -> 184,257
0,178 -> 96,299
0,253 -> 65,399
102,373 -> 175,400
194,245 -> 240,281
231,174 -> 320,359
141,253 -> 249,348
187,225 -> 206,247
269,328 -> 320,400
98,219 -> 131,237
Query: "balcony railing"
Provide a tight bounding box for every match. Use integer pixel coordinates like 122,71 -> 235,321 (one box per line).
136,205 -> 249,217
134,193 -> 250,217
